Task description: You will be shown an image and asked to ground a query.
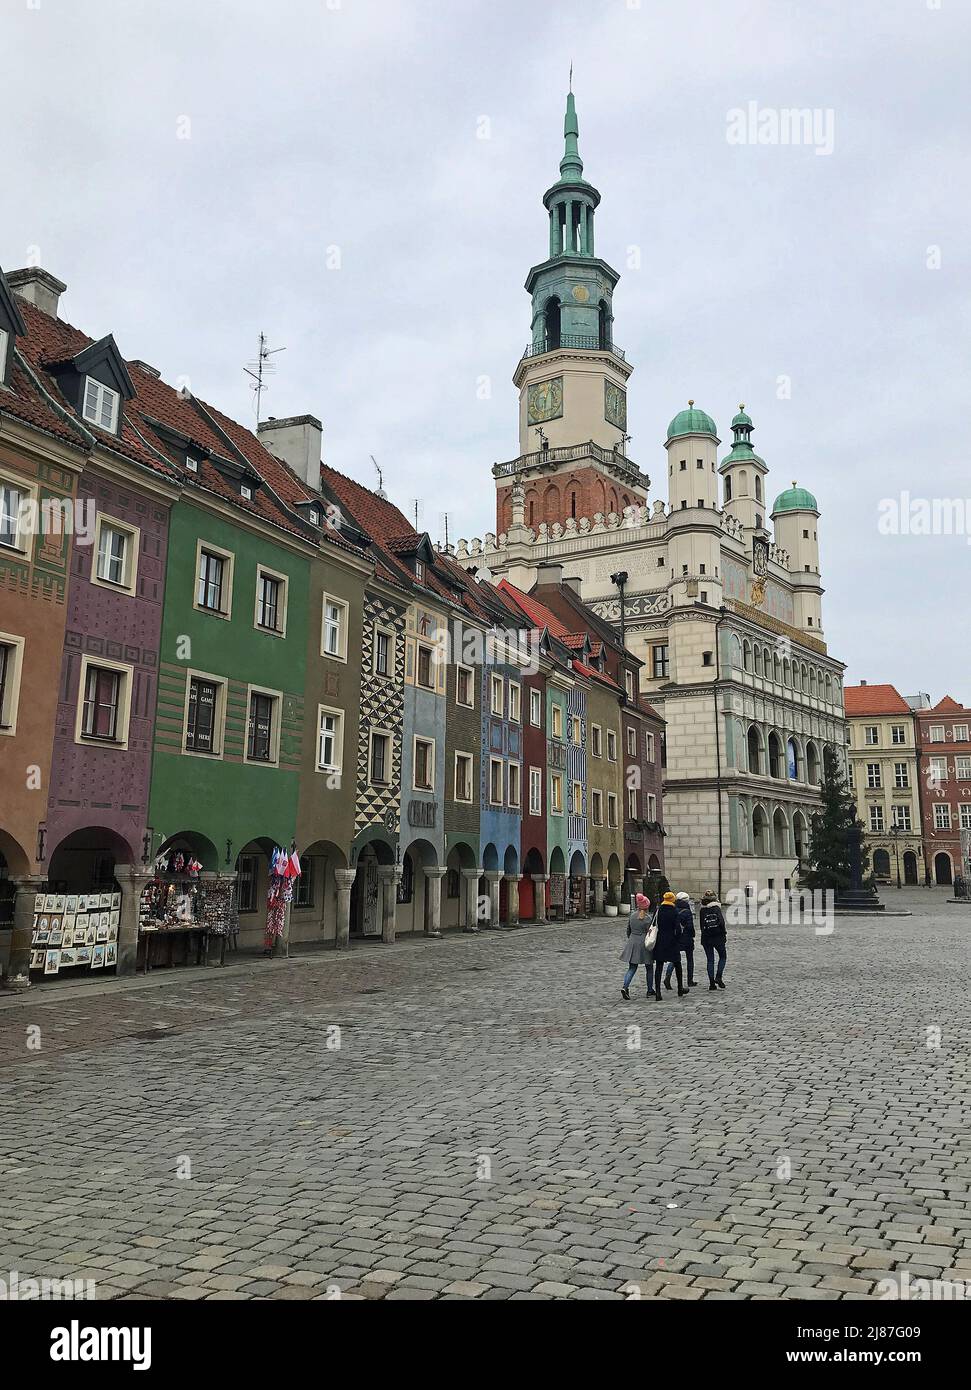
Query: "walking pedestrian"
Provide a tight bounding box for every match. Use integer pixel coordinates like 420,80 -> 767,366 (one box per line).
653,891 -> 687,999
664,890 -> 697,990
620,893 -> 654,999
699,890 -> 727,991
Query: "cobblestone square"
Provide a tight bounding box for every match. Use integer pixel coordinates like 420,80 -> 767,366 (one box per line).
2,889 -> 969,1301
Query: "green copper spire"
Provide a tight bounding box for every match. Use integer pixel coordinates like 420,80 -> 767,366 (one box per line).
559,91 -> 584,182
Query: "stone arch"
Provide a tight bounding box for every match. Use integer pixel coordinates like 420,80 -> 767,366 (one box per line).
0,829 -> 31,880
549,846 -> 566,875
792,810 -> 809,864
503,844 -> 520,876
903,851 -> 919,885
544,295 -> 561,351
934,852 -> 953,886
752,804 -> 771,857
607,852 -> 622,888
787,735 -> 803,781
772,807 -> 790,857
806,740 -> 821,786
768,730 -> 784,779
743,639 -> 752,671
543,483 -> 560,523
747,723 -> 765,775
47,826 -> 136,890
482,842 -> 500,872
156,830 -> 220,873
873,848 -> 891,881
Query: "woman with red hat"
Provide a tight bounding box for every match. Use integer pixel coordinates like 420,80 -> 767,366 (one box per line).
620,893 -> 654,1000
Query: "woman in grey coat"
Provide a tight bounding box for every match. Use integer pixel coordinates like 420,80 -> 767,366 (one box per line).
620,894 -> 653,999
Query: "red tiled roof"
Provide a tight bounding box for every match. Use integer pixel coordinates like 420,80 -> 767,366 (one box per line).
495,579 -> 572,639
0,356 -> 87,450
844,684 -> 911,716
637,696 -> 664,723
931,695 -> 966,714
571,658 -> 621,692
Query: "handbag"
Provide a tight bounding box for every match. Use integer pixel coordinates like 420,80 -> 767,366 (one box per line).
644,908 -> 659,952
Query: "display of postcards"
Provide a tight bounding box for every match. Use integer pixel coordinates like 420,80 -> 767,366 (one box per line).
77,894 -> 88,912
34,923 -> 50,944
108,921 -> 118,942
105,943 -> 117,967
75,946 -> 92,965
36,894 -> 50,912
59,948 -> 77,968
48,924 -> 63,947
44,950 -> 60,975
29,950 -> 45,971
111,891 -> 121,909
91,945 -> 105,969
37,915 -> 49,933
95,921 -> 109,944
76,912 -> 90,932
66,895 -> 78,914
85,923 -> 97,946
59,926 -> 73,948
110,909 -> 120,928
62,914 -> 76,940
53,894 -> 66,913
99,892 -> 111,909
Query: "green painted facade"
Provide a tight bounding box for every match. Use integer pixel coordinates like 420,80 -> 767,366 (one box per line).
149,498 -> 310,869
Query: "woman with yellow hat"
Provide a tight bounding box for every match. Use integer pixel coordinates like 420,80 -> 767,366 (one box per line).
652,892 -> 687,999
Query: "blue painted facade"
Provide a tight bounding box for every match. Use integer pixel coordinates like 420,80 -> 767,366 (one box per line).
479,660 -> 522,876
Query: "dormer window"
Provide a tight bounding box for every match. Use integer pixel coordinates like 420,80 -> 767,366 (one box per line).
414,560 -> 424,582
0,327 -> 8,386
82,377 -> 120,433
186,455 -> 199,473
309,509 -> 320,526
241,484 -> 252,500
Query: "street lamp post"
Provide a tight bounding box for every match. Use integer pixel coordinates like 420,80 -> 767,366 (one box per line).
888,825 -> 902,890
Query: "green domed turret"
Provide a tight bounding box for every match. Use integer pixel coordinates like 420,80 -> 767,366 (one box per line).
772,482 -> 818,514
666,400 -> 718,441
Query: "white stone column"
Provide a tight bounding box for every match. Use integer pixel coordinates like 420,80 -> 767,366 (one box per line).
531,874 -> 548,923
506,875 -> 521,926
3,876 -> 44,989
593,878 -> 606,915
334,868 -> 356,950
378,865 -> 401,944
425,866 -> 445,937
462,868 -> 481,933
116,867 -> 155,976
484,870 -> 502,929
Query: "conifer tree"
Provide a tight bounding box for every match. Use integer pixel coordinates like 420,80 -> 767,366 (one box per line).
803,747 -> 869,890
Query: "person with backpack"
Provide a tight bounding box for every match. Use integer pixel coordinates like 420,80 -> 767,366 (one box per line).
653,892 -> 687,999
620,893 -> 654,999
698,890 -> 727,991
664,890 -> 697,990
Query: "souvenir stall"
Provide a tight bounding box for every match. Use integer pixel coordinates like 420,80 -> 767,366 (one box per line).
263,843 -> 301,956
138,846 -> 237,971
28,890 -> 121,977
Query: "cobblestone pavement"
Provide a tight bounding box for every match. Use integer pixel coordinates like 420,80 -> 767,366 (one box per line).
2,888 -> 970,1301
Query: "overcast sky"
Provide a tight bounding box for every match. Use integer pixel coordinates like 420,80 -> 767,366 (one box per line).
4,0 -> 968,698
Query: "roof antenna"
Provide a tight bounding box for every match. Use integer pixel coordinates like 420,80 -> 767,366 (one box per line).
245,332 -> 286,424
371,455 -> 387,499
410,498 -> 422,532
569,60 -> 573,92
441,512 -> 450,553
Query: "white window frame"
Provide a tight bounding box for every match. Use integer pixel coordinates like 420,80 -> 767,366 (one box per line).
489,755 -> 504,807
864,726 -> 879,746
0,326 -> 7,386
412,735 -> 436,792
929,725 -> 945,743
606,729 -> 618,763
571,779 -> 583,815
528,766 -> 542,816
954,724 -> 969,743
549,771 -> 563,815
551,703 -> 563,738
454,751 -> 474,804
75,654 -> 133,750
627,727 -> 637,757
92,513 -> 139,595
647,792 -> 657,821
529,688 -> 542,727
625,670 -> 635,701
891,725 -> 906,745
181,668 -> 228,759
254,564 -> 289,637
194,539 -> 235,620
321,593 -> 349,662
508,761 -> 521,809
508,681 -> 521,723
956,756 -> 971,780
591,789 -> 603,826
645,732 -> 656,761
607,792 -> 619,828
244,683 -> 282,767
82,376 -> 120,433
934,804 -> 951,831
929,757 -> 948,783
0,468 -> 37,554
455,662 -> 474,708
316,704 -> 344,775
591,723 -> 603,758
0,631 -> 27,735
869,804 -> 884,832
570,714 -> 582,746
893,763 -> 909,789
372,623 -> 395,680
627,786 -> 638,821
960,804 -> 971,831
891,804 -> 912,831
866,763 -> 882,789
490,674 -> 504,716
415,639 -> 436,691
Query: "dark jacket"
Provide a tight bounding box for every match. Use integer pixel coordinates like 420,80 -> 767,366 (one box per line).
699,902 -> 727,946
676,901 -> 695,948
653,903 -> 681,965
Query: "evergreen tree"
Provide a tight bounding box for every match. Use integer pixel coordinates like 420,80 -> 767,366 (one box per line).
803,747 -> 869,890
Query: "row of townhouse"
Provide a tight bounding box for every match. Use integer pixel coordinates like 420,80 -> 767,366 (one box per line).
845,683 -> 971,888
0,263 -> 665,990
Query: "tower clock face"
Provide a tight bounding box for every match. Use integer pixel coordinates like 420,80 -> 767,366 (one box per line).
753,537 -> 769,577
604,381 -> 627,430
527,376 -> 564,425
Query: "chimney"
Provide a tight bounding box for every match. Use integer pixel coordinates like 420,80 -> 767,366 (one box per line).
562,575 -> 583,597
130,360 -> 161,380
7,267 -> 67,319
534,561 -> 563,587
860,679 -> 867,686
257,414 -> 323,489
